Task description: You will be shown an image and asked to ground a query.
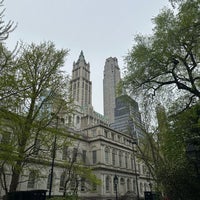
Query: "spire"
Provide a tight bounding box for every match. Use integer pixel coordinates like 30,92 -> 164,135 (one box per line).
77,50 -> 86,64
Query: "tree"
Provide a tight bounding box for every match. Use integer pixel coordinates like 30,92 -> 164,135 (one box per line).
0,42 -> 74,193
120,0 -> 200,199
0,0 -> 16,41
0,0 -> 17,103
122,0 -> 200,110
133,103 -> 200,200
60,142 -> 101,198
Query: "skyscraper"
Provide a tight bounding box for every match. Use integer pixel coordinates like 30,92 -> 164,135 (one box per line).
103,57 -> 121,123
110,95 -> 142,138
70,51 -> 92,108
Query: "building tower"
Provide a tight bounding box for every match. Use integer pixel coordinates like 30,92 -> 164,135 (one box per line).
103,57 -> 121,123
70,51 -> 92,108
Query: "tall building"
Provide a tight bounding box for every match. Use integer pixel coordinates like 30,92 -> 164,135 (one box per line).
111,95 -> 143,139
103,57 -> 121,123
71,51 -> 92,108
71,51 -> 109,129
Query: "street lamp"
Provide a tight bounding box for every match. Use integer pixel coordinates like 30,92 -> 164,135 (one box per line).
114,175 -> 118,200
49,115 -> 59,198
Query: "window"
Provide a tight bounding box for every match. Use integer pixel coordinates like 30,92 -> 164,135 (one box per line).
120,178 -> 125,185
92,150 -> 97,164
118,135 -> 121,142
59,172 -> 66,191
127,179 -> 130,191
92,129 -> 96,137
119,151 -> 122,167
138,164 -> 141,174
106,176 -> 110,191
111,132 -> 114,140
105,148 -> 109,164
72,148 -> 78,162
70,178 -> 76,190
133,180 -> 136,192
61,118 -> 65,124
76,116 -> 80,124
140,182 -> 143,194
92,183 -> 97,191
27,171 -> 36,189
142,165 -> 146,175
104,130 -> 108,138
81,178 -> 85,191
62,146 -> 68,160
144,183 -> 148,191
131,156 -> 134,170
112,149 -> 116,166
82,150 -> 87,163
125,153 -> 128,168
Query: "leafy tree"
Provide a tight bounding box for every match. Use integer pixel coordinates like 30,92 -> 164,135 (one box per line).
122,0 -> 200,110
0,42 -> 74,193
134,103 -> 200,200
59,142 -> 101,197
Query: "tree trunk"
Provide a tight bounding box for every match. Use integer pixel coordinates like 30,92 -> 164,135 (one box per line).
9,161 -> 22,192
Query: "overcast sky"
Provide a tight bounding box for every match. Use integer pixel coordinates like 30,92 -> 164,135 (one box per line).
4,0 -> 171,114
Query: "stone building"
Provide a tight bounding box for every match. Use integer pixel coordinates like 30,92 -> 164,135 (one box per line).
0,52 -> 152,200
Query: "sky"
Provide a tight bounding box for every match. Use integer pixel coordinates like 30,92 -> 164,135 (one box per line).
4,0 -> 171,114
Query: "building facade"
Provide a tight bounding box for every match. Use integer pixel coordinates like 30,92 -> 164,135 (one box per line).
0,122 -> 152,200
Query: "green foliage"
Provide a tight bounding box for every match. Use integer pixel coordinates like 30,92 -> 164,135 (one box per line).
138,103 -> 200,199
0,41 -> 74,193
122,0 -> 200,108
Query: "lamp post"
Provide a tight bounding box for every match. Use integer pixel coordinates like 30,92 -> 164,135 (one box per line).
114,175 -> 118,200
49,115 -> 59,198
132,140 -> 140,200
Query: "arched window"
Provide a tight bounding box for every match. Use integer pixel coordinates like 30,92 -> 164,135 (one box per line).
59,172 -> 66,191
105,147 -> 109,164
106,176 -> 110,192
27,171 -> 36,189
